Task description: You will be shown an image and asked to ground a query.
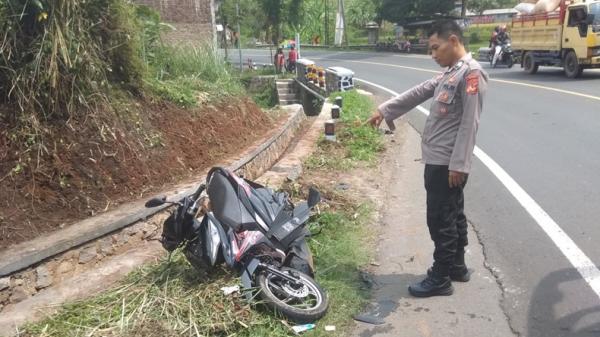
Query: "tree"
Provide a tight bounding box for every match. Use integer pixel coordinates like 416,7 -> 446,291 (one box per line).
258,0 -> 304,45
219,0 -> 268,40
218,0 -> 302,45
469,0 -> 495,15
376,0 -> 456,23
346,0 -> 378,28
497,0 -> 519,8
293,0 -> 327,43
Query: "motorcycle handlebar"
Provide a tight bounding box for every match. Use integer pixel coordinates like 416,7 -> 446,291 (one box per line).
192,183 -> 206,199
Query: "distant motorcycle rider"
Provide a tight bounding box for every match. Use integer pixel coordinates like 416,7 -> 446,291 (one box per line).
497,25 -> 510,44
492,25 -> 510,67
489,26 -> 500,49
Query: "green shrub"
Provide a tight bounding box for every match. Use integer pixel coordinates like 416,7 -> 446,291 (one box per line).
329,90 -> 384,164
145,45 -> 244,105
0,0 -> 145,119
251,83 -> 278,109
470,31 -> 481,44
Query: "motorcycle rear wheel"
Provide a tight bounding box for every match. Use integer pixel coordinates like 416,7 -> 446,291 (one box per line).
257,267 -> 328,323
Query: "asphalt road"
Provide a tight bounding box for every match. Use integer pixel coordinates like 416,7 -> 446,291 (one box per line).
231,48 -> 600,336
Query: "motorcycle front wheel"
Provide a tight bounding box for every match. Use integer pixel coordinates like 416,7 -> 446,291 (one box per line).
257,267 -> 328,323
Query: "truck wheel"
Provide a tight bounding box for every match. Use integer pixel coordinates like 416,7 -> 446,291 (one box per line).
564,51 -> 583,79
524,53 -> 538,74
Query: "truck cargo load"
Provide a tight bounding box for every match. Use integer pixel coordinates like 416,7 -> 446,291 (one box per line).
511,0 -> 600,78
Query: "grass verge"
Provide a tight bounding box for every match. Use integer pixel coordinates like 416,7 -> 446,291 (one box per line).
22,200 -> 374,337
306,90 -> 384,170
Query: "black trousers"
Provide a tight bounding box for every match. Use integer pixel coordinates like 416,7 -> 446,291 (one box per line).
424,164 -> 469,276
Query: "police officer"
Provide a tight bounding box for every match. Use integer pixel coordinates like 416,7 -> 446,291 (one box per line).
368,20 -> 488,297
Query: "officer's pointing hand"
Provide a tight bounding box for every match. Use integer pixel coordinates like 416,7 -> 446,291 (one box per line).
449,171 -> 465,188
367,109 -> 384,128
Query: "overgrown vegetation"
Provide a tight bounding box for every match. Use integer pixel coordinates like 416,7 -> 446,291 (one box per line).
137,4 -> 244,107
0,0 -> 143,119
145,46 -> 244,107
239,71 -> 279,109
249,83 -> 278,109
0,1 -> 243,118
306,90 -> 384,170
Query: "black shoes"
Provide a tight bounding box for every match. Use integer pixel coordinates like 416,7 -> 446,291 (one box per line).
427,266 -> 471,282
409,267 -> 471,298
408,273 -> 454,297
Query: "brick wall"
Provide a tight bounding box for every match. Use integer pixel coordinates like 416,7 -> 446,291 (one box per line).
134,0 -> 216,45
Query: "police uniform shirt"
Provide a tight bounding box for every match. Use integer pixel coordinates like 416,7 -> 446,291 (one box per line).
378,53 -> 489,174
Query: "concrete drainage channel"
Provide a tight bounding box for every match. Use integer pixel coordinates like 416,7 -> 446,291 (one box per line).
0,104 -> 314,334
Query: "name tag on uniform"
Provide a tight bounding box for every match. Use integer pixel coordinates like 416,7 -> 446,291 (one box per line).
443,84 -> 456,91
437,91 -> 450,103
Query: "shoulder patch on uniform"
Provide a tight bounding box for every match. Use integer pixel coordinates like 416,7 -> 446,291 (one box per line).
465,70 -> 480,95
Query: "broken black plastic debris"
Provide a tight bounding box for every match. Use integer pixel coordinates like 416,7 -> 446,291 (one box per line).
353,314 -> 385,325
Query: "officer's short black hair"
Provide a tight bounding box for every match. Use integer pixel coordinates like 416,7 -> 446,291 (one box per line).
428,20 -> 464,44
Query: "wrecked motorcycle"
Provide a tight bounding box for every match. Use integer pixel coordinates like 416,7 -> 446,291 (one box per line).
145,167 -> 328,323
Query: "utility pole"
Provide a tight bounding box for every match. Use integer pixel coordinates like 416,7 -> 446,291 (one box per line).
334,0 -> 347,47
324,0 -> 329,46
341,0 -> 348,47
236,0 -> 243,72
223,20 -> 229,61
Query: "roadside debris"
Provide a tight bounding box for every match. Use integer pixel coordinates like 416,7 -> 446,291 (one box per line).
325,325 -> 336,331
353,314 -> 385,325
220,285 -> 240,296
292,323 -> 316,334
335,182 -> 351,191
359,270 -> 377,288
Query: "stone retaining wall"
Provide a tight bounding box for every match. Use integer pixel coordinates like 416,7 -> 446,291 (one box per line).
0,215 -> 167,311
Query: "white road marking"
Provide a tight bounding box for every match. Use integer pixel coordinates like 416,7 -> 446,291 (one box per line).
392,54 -> 431,60
490,78 -> 600,102
356,77 -> 600,300
344,60 -> 600,102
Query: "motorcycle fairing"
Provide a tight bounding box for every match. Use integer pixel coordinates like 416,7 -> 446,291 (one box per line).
204,213 -> 235,267
241,258 -> 261,299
